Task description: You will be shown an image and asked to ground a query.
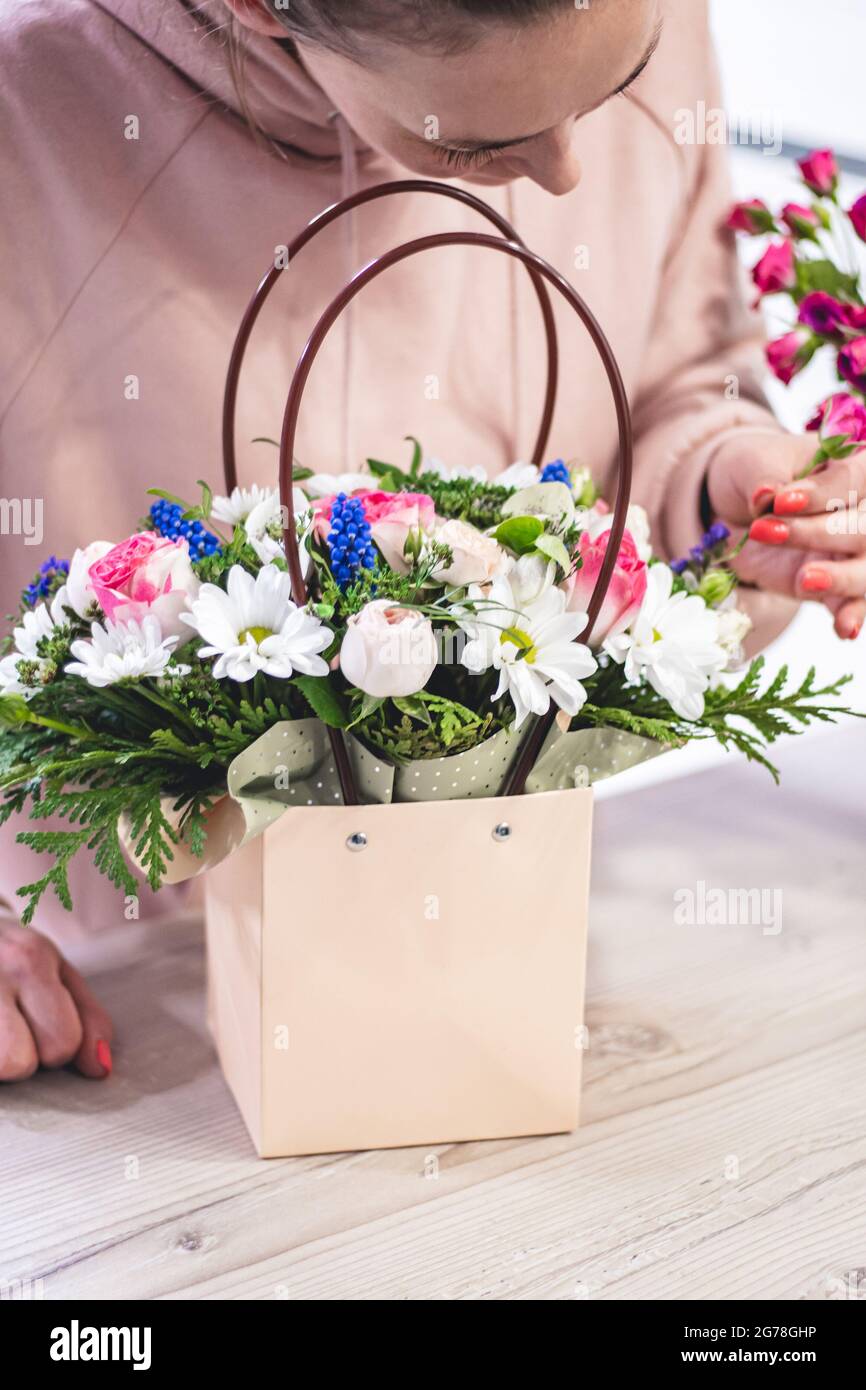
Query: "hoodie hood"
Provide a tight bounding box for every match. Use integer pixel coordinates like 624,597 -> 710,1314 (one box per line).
97,0 -> 369,160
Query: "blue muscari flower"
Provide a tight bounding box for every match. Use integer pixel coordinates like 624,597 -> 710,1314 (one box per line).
669,558 -> 688,575
702,522 -> 730,548
689,544 -> 706,565
327,493 -> 375,588
540,458 -> 572,487
149,500 -> 220,560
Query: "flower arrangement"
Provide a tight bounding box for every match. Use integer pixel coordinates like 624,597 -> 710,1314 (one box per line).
0,443 -> 856,922
728,147 -> 866,461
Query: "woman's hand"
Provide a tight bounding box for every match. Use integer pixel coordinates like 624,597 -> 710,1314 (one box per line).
0,921 -> 113,1081
707,431 -> 866,640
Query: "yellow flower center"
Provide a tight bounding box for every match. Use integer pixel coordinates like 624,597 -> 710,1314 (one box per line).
239,626 -> 273,645
501,625 -> 537,663
652,627 -> 663,643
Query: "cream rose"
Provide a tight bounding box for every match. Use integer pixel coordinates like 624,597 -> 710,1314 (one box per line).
339,600 -> 437,698
431,519 -> 509,588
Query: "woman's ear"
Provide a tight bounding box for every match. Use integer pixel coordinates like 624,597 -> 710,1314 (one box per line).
222,0 -> 287,37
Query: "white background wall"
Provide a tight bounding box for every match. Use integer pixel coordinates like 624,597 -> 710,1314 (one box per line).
600,1 -> 866,797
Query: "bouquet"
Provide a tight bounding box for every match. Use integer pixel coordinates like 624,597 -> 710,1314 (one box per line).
728,146 -> 866,458
0,443 -> 856,923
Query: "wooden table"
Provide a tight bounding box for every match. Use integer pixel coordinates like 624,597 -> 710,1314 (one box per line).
2,727 -> 865,1301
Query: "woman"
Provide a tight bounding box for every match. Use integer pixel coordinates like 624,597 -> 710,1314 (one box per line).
1,0 -> 863,1081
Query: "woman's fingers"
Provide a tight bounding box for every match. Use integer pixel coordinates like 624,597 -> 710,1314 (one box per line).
794,552 -> 866,602
831,597 -> 866,640
60,959 -> 114,1079
772,452 -> 866,519
0,922 -> 113,1081
749,510 -> 866,556
0,982 -> 39,1081
707,431 -> 818,523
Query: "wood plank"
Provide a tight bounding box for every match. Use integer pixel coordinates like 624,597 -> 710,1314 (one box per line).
1,726 -> 864,1300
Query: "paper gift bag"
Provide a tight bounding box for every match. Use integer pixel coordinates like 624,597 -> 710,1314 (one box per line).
204,787 -> 592,1157
207,177 -> 638,1156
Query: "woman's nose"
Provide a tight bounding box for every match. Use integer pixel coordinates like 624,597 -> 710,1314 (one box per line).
513,121 -> 582,196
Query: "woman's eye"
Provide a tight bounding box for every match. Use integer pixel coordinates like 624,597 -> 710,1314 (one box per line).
437,146 -> 496,171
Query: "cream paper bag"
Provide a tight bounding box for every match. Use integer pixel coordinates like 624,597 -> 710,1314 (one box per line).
201,719 -> 662,1156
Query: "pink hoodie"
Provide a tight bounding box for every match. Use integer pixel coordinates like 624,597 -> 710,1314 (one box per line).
0,0 -> 791,937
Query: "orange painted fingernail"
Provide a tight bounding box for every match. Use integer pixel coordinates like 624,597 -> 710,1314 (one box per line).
801,567 -> 832,593
774,489 -> 810,515
749,516 -> 789,545
96,1039 -> 112,1075
846,623 -> 862,641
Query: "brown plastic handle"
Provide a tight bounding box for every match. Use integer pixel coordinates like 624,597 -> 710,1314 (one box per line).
277,232 -> 633,804
221,179 -> 560,493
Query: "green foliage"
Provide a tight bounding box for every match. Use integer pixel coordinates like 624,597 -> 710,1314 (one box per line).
580,657 -> 860,782
493,516 -> 544,555
353,690 -> 498,762
793,257 -> 860,304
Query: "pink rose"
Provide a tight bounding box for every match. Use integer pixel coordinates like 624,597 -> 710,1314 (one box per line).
846,304 -> 866,332
797,291 -> 849,340
781,203 -> 820,240
88,533 -> 200,639
806,392 -> 866,444
752,240 -> 796,298
850,194 -> 866,243
766,328 -> 813,385
566,527 -> 647,646
315,490 -> 435,574
725,199 -> 775,235
797,148 -> 838,197
838,337 -> 866,395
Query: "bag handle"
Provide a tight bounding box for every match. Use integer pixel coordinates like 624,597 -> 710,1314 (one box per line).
277,231 -> 633,804
221,178 -> 560,492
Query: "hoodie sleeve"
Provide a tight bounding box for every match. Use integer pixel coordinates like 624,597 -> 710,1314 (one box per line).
628,8 -> 797,647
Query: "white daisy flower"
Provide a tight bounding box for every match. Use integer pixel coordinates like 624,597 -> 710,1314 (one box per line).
456,575 -> 597,729
65,614 -> 181,688
423,456 -> 488,484
304,471 -> 373,499
604,564 -> 727,721
244,487 -> 313,575
211,484 -> 275,526
181,564 -> 330,682
0,588 -> 72,697
498,461 -> 541,490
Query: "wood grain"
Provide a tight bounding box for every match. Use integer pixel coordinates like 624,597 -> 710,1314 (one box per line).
1,726 -> 864,1301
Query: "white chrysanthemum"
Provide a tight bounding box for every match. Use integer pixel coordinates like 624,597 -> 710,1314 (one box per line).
456,575 -> 597,729
244,487 -> 312,575
0,588 -> 72,698
304,471 -> 373,499
498,461 -> 540,490
716,601 -> 753,669
604,564 -> 727,720
423,456 -> 488,484
181,564 -> 330,682
211,484 -> 275,526
65,614 -> 182,687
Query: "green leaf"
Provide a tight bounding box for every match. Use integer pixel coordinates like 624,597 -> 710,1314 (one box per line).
404,436 -> 423,479
365,458 -> 405,492
393,695 -> 432,725
794,258 -> 860,302
294,675 -> 349,728
493,515 -> 545,555
535,533 -> 572,571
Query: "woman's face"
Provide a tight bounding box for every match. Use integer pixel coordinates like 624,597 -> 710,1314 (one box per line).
237,1 -> 662,196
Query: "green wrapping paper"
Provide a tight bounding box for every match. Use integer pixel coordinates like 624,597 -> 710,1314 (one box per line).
220,718 -> 665,856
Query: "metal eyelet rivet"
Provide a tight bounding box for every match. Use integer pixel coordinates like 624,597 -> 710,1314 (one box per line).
346,831 -> 368,851
492,822 -> 512,842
